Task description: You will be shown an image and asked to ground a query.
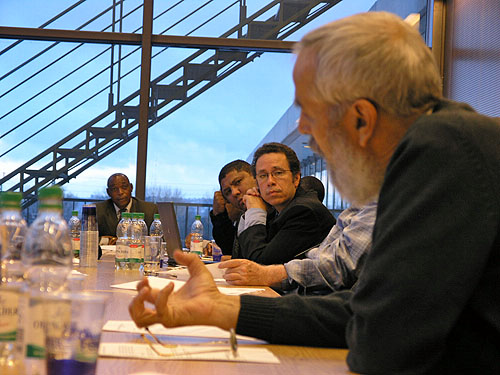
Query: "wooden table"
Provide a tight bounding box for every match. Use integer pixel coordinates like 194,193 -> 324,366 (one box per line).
75,256 -> 352,375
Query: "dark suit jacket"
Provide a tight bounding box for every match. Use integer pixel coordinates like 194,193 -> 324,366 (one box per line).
238,187 -> 335,265
95,197 -> 159,238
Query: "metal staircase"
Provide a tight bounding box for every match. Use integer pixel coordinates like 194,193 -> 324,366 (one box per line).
0,0 -> 340,208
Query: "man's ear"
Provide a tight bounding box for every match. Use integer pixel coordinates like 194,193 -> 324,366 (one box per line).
106,188 -> 111,197
353,99 -> 377,148
130,183 -> 134,193
293,173 -> 301,188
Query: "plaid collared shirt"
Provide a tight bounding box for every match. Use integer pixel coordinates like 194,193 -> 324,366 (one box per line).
284,201 -> 377,292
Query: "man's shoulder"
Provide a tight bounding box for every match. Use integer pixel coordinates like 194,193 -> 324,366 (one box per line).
279,190 -> 334,222
410,99 -> 500,142
132,197 -> 159,211
95,199 -> 112,209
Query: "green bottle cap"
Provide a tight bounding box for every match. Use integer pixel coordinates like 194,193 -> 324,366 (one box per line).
0,191 -> 22,208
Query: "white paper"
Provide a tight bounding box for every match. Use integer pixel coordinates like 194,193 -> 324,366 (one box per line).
110,276 -> 265,296
99,343 -> 280,363
102,320 -> 265,343
101,245 -> 116,255
158,262 -> 226,284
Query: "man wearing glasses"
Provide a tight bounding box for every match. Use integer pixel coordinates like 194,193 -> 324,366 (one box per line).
236,142 -> 335,265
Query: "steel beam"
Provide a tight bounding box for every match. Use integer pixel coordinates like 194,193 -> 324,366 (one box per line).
0,26 -> 295,52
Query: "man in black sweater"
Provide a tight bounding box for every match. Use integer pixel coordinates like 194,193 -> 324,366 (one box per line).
129,12 -> 500,374
209,160 -> 255,255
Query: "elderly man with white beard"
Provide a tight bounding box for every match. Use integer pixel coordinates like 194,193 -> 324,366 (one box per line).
129,12 -> 500,374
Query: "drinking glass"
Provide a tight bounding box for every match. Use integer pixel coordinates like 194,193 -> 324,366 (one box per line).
44,292 -> 108,375
143,236 -> 161,276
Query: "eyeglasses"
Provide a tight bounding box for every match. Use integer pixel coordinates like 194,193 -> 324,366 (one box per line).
256,169 -> 291,182
141,327 -> 238,358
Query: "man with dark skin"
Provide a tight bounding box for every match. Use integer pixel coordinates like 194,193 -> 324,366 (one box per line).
95,173 -> 158,246
208,160 -> 257,255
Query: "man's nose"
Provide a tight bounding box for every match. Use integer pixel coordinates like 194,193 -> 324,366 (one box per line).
231,186 -> 240,196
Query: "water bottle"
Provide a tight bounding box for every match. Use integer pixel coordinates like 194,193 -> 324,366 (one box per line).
115,212 -> 131,270
190,215 -> 204,257
0,192 -> 26,375
138,213 -> 148,271
80,204 -> 98,267
128,213 -> 143,270
68,210 -> 81,261
0,192 -> 28,283
22,185 -> 72,374
212,241 -> 222,262
149,214 -> 163,238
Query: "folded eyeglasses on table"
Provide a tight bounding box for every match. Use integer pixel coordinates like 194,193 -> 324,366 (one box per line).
141,327 -> 238,358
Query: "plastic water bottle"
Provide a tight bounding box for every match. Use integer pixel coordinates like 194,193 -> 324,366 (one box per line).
138,213 -> 148,271
0,192 -> 26,375
22,185 -> 72,374
68,210 -> 81,261
128,213 -> 143,270
80,204 -> 98,267
0,192 -> 28,283
115,212 -> 131,270
190,215 -> 204,257
211,241 -> 222,262
149,214 -> 163,238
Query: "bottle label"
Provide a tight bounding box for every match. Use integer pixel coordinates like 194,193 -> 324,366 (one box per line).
129,244 -> 143,263
72,237 -> 80,257
0,288 -> 19,342
190,239 -> 203,255
25,297 -> 46,358
116,240 -> 128,262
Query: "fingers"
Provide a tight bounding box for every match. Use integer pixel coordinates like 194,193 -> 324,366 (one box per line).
128,288 -> 159,328
245,187 -> 260,196
136,277 -> 150,291
155,282 -> 175,323
218,259 -> 245,269
173,250 -> 212,280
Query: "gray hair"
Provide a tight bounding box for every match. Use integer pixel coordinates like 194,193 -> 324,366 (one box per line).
294,11 -> 442,118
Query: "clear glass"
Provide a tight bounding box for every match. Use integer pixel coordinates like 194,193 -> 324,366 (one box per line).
143,236 -> 161,276
43,292 -> 108,375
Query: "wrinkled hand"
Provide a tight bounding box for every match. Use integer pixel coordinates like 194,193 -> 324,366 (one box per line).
129,251 -> 239,330
219,259 -> 273,286
242,187 -> 267,210
213,191 -> 227,215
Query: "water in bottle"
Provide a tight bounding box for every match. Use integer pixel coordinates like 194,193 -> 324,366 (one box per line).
149,213 -> 163,238
0,192 -> 26,375
190,215 -> 204,257
80,204 -> 98,267
137,213 -> 148,271
0,192 -> 28,283
128,213 -> 143,270
68,210 -> 80,261
115,212 -> 131,270
22,185 -> 72,375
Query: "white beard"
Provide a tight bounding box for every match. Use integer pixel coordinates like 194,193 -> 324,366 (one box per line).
309,132 -> 383,206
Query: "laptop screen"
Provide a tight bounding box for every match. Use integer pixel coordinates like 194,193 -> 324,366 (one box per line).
157,202 -> 183,266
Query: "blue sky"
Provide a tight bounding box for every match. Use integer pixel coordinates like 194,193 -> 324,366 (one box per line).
0,0 -> 375,199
